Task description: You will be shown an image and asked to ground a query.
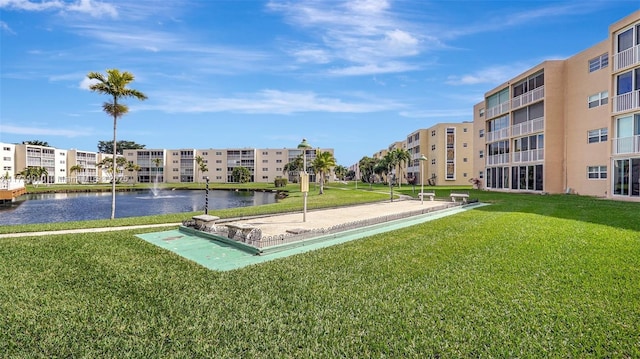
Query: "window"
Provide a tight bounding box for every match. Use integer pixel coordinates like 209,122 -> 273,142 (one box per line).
463,128 -> 468,132
202,152 -> 208,155
463,158 -> 468,162
588,128 -> 608,143
262,168 -> 268,171
463,143 -> 468,148
479,150 -> 484,159
262,160 -> 268,163
587,166 -> 607,179
479,129 -> 484,138
216,151 -> 222,155
431,145 -> 435,151
479,108 -> 485,117
262,151 -> 268,155
431,130 -> 436,136
588,53 -> 609,72
513,72 -> 544,98
588,91 -> 608,108
479,171 -> 484,179
431,159 -> 435,165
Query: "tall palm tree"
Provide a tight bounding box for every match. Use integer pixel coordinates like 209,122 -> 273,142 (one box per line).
87,69 -> 147,220
69,164 -> 84,184
195,155 -> 208,183
310,150 -> 336,194
392,148 -> 411,188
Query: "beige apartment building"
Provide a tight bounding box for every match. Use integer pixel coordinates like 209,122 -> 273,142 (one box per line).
13,144 -> 67,184
405,123 -> 474,186
67,149 -> 100,183
473,10 -> 640,201
123,146 -> 333,184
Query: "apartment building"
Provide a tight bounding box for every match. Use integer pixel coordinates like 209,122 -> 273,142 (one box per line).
123,146 -> 333,184
473,10 -> 640,201
1,143 -> 16,178
14,144 -> 67,184
67,149 -> 99,183
406,123 -> 474,186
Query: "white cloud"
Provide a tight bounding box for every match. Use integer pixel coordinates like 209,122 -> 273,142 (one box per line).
66,0 -> 117,18
0,20 -> 15,34
329,62 -> 419,76
0,123 -> 91,137
446,64 -> 532,86
79,77 -> 98,90
268,0 -> 425,76
0,0 -> 117,18
143,89 -> 405,115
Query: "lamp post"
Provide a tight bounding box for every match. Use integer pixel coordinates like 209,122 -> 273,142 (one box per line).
419,154 -> 428,204
298,138 -> 312,222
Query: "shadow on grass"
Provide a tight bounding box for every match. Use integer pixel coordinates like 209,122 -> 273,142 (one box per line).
466,190 -> 640,232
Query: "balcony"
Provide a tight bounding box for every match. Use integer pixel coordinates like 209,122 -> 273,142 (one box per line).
512,148 -> 544,163
614,44 -> 640,71
512,86 -> 544,109
613,90 -> 640,113
485,101 -> 510,119
511,117 -> 544,137
486,153 -> 509,166
612,135 -> 640,155
486,127 -> 510,142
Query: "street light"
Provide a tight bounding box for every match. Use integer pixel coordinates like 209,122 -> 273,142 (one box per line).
298,138 -> 312,222
419,154 -> 428,204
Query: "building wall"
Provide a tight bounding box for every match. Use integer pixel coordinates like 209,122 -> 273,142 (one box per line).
1,143 -> 16,179
474,10 -> 640,201
15,144 -> 67,184
564,40 -> 611,197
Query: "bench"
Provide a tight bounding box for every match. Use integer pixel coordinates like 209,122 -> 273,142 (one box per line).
192,214 -> 220,231
450,191 -> 469,203
418,192 -> 436,201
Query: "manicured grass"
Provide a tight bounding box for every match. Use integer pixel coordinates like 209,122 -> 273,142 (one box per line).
1,191 -> 639,357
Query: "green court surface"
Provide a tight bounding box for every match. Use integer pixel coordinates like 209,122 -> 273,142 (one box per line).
136,203 -> 486,271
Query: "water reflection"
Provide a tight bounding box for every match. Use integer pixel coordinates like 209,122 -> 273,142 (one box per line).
0,189 -> 276,225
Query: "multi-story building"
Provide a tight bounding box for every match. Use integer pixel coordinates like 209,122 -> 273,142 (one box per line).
473,10 -> 640,201
406,122 -> 474,186
14,144 -> 67,184
123,146 -> 333,184
67,149 -> 99,183
1,143 -> 16,178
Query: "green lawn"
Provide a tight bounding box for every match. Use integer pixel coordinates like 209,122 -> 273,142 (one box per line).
1,189 -> 639,357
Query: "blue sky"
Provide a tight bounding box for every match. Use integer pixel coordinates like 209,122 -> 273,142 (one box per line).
1,0 -> 638,166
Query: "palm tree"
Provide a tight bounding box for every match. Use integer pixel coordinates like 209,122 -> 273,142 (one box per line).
334,165 -> 347,181
125,161 -> 141,185
69,164 -> 84,184
97,157 -> 127,183
310,150 -> 336,194
375,151 -> 400,201
195,155 -> 208,183
358,156 -> 379,189
283,154 -> 304,183
87,69 -> 147,220
392,148 -> 411,188
152,158 -> 163,185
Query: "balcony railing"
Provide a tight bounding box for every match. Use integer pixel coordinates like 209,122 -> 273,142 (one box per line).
613,90 -> 640,113
486,127 -> 510,142
486,153 -> 510,166
511,117 -> 544,137
512,148 -> 544,163
512,86 -> 544,109
614,44 -> 640,71
612,135 -> 640,155
485,101 -> 510,119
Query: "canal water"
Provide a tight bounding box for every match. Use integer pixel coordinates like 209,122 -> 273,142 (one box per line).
0,189 -> 277,225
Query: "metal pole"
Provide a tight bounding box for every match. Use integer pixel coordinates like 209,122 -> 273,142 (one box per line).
303,153 -> 307,222
421,160 -> 424,205
205,176 -> 209,214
